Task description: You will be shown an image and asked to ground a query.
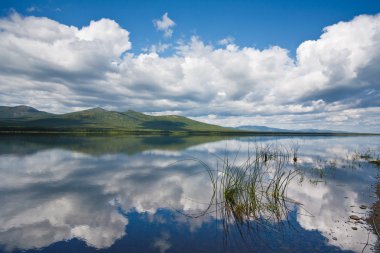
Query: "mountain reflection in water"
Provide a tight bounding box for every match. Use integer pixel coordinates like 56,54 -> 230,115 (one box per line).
0,135 -> 379,252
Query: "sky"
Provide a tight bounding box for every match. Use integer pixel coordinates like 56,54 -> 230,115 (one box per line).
0,0 -> 379,132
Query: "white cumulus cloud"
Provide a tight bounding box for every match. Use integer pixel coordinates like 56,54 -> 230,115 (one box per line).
153,12 -> 176,38
218,36 -> 235,46
0,12 -> 380,132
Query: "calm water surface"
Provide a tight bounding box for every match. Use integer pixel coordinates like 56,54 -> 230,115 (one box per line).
0,135 -> 379,253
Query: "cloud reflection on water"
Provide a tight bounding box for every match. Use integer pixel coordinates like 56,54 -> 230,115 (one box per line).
0,136 -> 379,252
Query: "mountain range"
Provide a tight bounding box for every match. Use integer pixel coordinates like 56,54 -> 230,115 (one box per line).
0,105 -> 229,133
0,105 -> 356,134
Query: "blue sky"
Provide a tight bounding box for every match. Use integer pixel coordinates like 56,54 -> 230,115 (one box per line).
2,0 -> 380,54
0,0 -> 379,132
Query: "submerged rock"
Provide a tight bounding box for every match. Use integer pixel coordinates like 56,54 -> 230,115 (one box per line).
350,215 -> 361,220
360,205 -> 367,209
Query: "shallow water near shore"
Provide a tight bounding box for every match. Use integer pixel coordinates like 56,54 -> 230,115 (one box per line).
0,135 -> 379,253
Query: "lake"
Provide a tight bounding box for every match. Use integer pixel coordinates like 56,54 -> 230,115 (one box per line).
0,135 -> 379,253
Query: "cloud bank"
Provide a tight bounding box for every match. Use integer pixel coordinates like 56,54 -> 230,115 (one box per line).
0,12 -> 379,131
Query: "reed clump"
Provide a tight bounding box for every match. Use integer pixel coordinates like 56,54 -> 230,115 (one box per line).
352,148 -> 380,168
175,143 -> 301,237
216,144 -> 299,226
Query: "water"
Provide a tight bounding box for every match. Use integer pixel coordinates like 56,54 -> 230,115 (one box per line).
0,135 -> 379,253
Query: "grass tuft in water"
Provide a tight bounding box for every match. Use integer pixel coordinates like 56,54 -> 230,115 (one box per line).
172,143 -> 303,248
178,144 -> 301,227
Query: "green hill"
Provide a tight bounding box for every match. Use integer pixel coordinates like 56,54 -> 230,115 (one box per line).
0,106 -> 232,133
0,105 -> 51,119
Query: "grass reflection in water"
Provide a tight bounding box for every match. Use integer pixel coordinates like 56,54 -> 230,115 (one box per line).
172,143 -> 303,243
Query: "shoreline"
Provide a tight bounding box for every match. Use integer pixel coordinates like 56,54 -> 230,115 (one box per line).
0,130 -> 379,136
